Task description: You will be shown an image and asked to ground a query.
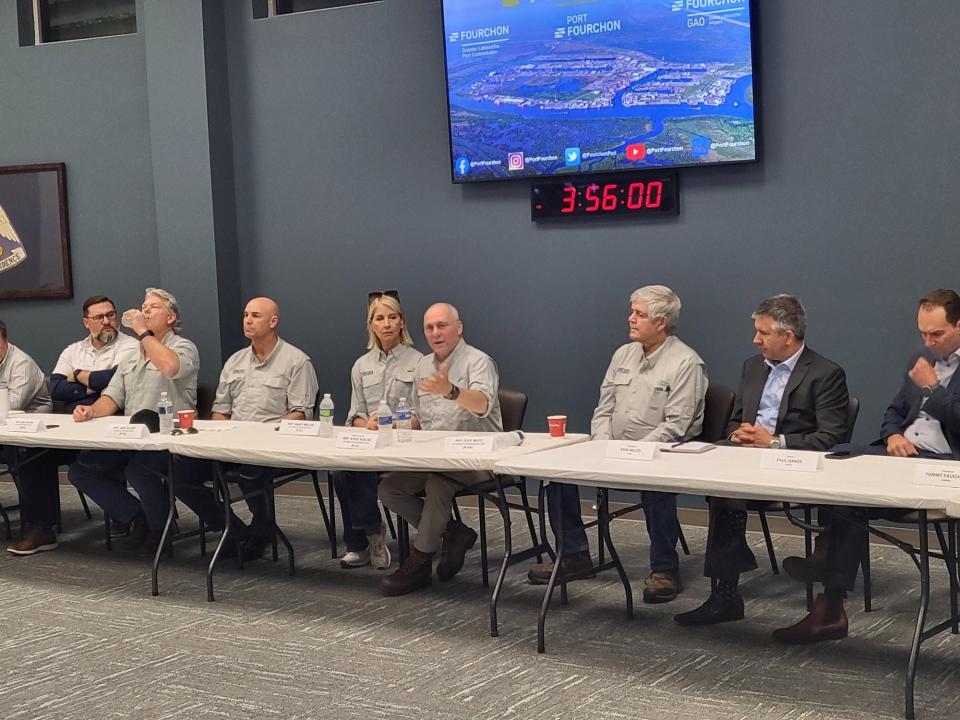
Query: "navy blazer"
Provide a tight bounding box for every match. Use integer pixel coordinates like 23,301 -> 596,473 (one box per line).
726,346 -> 850,451
879,351 -> 960,459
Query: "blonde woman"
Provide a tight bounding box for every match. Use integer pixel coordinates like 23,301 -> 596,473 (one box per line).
335,291 -> 422,569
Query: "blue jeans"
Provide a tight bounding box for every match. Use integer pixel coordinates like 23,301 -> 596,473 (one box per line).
334,471 -> 382,552
546,484 -> 679,572
68,450 -> 169,530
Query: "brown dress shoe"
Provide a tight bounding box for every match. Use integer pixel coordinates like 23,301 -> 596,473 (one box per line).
643,570 -> 683,604
772,593 -> 848,644
527,551 -> 596,585
381,547 -> 434,596
435,519 -> 478,581
6,524 -> 58,556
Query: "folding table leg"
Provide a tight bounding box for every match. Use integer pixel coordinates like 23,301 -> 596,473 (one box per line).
905,510 -> 930,720
490,483 -> 512,638
538,481 -> 565,654
599,488 -> 633,619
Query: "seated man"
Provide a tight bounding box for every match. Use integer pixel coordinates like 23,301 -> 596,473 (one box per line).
173,296 -> 318,560
69,288 -> 199,553
7,296 -> 138,555
530,285 -> 708,604
1,318 -> 54,550
774,288 -> 960,643
675,294 -> 849,625
378,303 -> 502,596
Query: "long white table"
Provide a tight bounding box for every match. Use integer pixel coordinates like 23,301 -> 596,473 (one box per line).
495,441 -> 960,720
0,413 -> 169,451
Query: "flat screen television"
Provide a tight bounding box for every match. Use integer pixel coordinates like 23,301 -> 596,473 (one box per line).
441,0 -> 759,184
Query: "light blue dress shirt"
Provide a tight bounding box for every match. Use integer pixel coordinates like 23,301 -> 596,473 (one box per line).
755,344 -> 805,445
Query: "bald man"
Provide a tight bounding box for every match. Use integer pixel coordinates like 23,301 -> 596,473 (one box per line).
378,303 -> 503,596
174,297 -> 318,559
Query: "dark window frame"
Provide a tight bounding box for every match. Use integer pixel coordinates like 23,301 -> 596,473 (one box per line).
17,0 -> 137,47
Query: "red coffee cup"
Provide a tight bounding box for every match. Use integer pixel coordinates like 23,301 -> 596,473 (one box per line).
177,409 -> 196,430
547,415 -> 567,437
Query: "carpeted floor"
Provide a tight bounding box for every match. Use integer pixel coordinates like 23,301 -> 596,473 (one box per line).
0,487 -> 958,720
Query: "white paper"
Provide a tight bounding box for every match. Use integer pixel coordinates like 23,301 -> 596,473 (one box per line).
4,417 -> 46,433
606,441 -> 660,461
445,436 -> 496,454
913,465 -> 960,489
278,420 -> 321,437
760,450 -> 823,473
106,423 -> 150,439
336,432 -> 379,450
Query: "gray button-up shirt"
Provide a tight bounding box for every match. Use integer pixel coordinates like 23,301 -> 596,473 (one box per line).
591,336 -> 707,442
347,343 -> 422,424
0,343 -> 52,412
53,333 -> 140,377
414,339 -> 502,432
212,338 -> 319,422
103,331 -> 199,414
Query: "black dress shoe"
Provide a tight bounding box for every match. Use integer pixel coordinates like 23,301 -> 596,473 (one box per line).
674,592 -> 744,626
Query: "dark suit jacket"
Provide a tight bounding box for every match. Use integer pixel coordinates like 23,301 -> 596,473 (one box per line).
879,351 -> 960,459
725,346 -> 850,451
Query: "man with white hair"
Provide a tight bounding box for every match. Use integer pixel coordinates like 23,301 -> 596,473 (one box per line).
378,302 -> 502,596
529,285 -> 708,604
68,288 -> 199,553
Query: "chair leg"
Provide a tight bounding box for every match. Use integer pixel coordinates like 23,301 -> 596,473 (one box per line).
596,488 -> 605,567
519,481 -> 542,563
478,497 -> 489,588
452,498 -> 463,524
384,506 -> 397,540
862,520 -> 872,612
326,471 -> 337,559
538,481 -> 555,562
310,471 -> 336,558
804,506 -> 814,611
935,522 -> 957,633
0,501 -> 10,541
758,511 -> 779,574
678,520 -> 691,556
77,488 -> 93,520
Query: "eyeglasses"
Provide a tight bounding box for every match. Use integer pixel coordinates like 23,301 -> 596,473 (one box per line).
368,290 -> 400,304
85,311 -> 118,323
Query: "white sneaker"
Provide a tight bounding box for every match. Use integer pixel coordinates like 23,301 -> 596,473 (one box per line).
339,548 -> 370,568
367,527 -> 392,570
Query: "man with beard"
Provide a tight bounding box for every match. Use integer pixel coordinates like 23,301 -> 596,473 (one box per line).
7,296 -> 138,555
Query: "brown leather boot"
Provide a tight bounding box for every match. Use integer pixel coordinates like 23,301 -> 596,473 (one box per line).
381,547 -> 434,596
435,519 -> 478,581
772,593 -> 848,644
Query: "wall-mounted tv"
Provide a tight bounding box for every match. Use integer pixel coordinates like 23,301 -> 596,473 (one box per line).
442,0 -> 758,184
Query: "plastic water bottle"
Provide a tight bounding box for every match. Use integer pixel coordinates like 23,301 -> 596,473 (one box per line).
396,396 -> 413,444
318,393 -> 335,438
377,399 -> 394,447
158,391 -> 173,433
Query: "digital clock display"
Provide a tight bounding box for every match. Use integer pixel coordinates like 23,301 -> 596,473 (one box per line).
531,172 -> 679,221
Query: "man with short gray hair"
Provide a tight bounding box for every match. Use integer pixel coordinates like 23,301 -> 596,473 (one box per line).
530,285 -> 707,604
68,288 -> 199,554
675,294 -> 849,627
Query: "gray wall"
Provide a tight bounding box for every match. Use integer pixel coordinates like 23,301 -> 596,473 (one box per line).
223,0 -> 960,439
2,1 -> 959,442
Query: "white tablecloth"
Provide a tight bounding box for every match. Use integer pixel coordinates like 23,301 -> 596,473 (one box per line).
495,441 -> 960,510
0,413 -> 169,452
166,422 -> 589,472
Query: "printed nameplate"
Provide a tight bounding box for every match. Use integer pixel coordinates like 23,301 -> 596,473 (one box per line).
5,418 -> 46,433
445,436 -> 495,454
760,450 -> 822,473
913,465 -> 960,490
278,420 -> 321,436
336,432 -> 378,450
107,423 -> 150,439
606,441 -> 660,461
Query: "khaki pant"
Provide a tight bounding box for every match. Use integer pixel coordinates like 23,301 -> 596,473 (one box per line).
378,470 -> 493,554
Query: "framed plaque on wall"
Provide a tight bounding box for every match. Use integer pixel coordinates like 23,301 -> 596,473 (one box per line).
0,162 -> 72,300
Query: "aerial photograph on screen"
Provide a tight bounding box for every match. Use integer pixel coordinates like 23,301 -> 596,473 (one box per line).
443,0 -> 757,182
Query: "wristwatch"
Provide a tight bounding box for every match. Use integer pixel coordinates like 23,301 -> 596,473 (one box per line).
921,382 -> 940,398
444,384 -> 461,401
768,438 -> 781,449
137,329 -> 155,341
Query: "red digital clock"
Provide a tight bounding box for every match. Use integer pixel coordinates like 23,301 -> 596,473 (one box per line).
531,171 -> 679,221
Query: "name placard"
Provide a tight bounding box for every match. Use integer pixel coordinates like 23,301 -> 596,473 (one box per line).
336,432 -> 379,450
606,441 -> 660,461
760,450 -> 823,473
913,465 -> 960,489
278,420 -> 321,437
107,423 -> 150,439
445,436 -> 495,454
4,418 -> 46,433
